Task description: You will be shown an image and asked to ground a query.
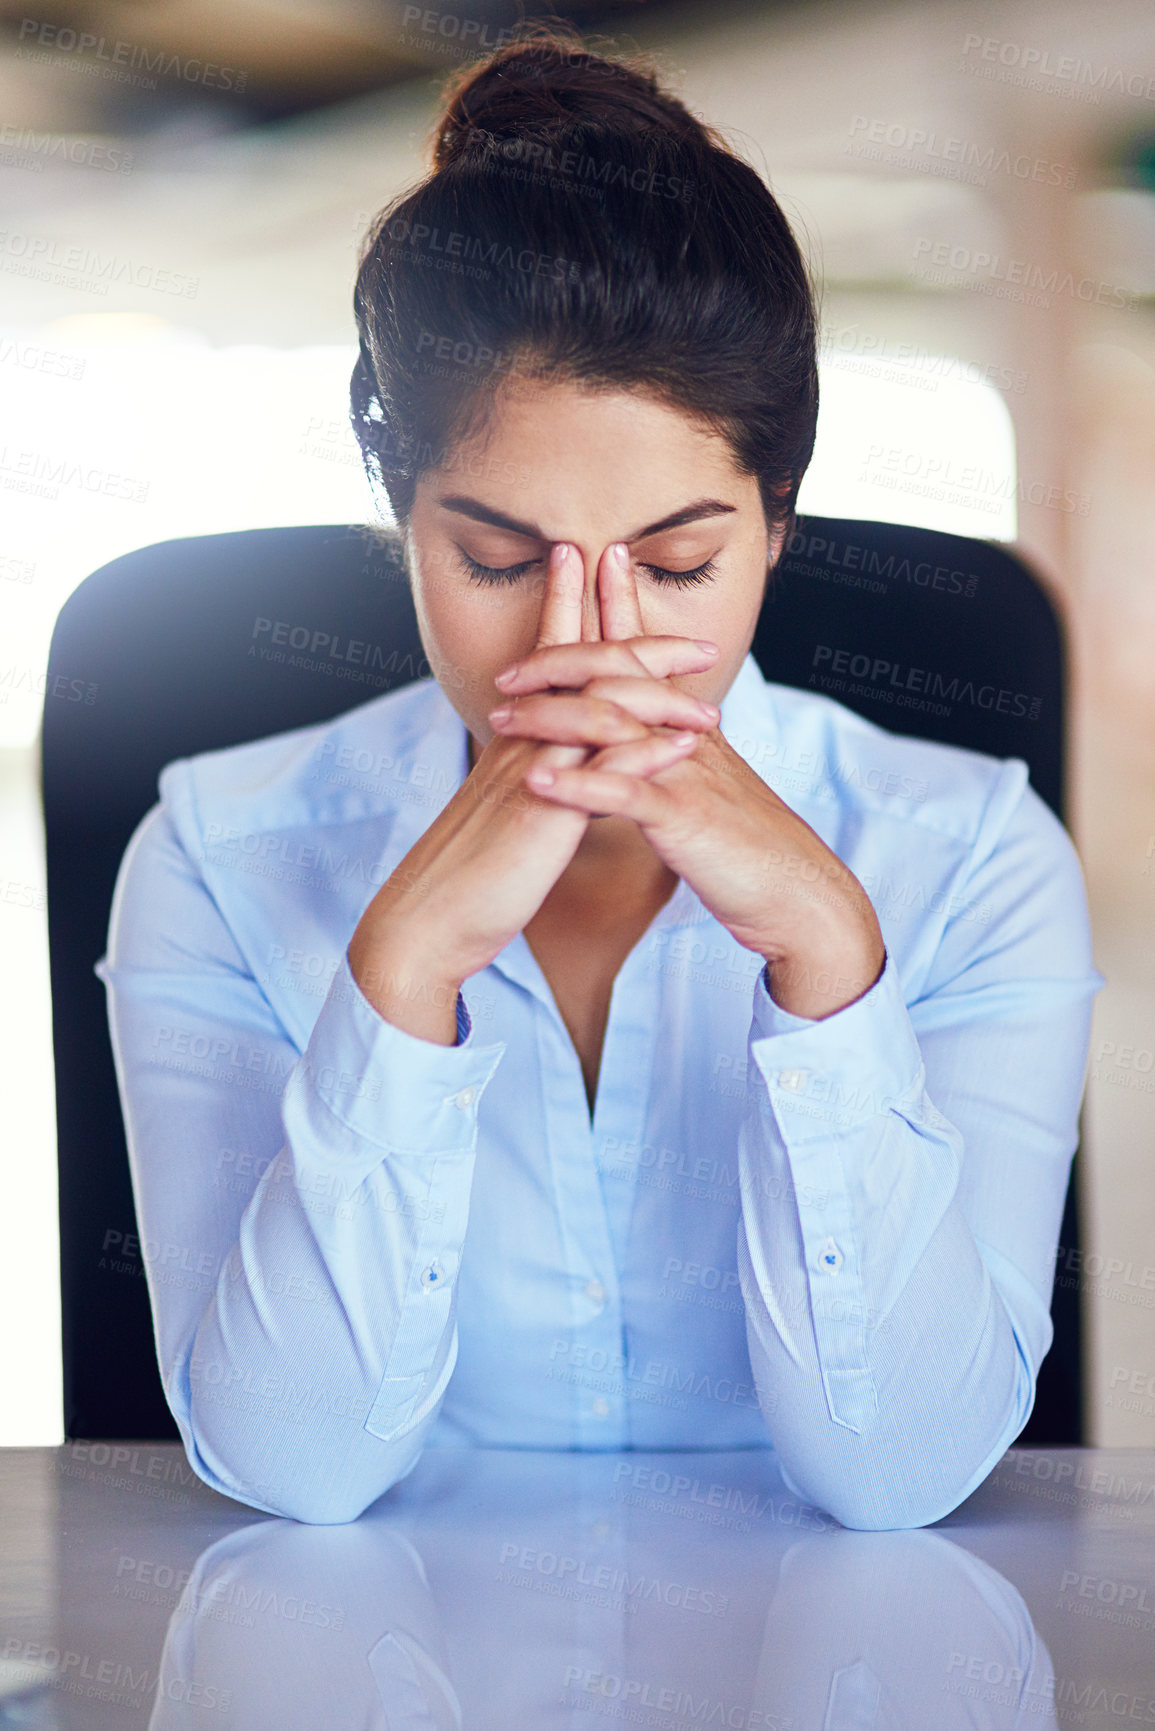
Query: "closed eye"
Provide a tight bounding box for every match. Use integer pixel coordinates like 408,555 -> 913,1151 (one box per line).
458,550 -> 719,589
459,551 -> 538,586
639,557 -> 719,589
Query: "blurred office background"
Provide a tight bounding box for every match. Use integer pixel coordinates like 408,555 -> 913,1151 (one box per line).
0,0 -> 1152,1446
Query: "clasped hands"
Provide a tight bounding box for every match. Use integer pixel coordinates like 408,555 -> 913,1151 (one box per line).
486,541 -> 886,1019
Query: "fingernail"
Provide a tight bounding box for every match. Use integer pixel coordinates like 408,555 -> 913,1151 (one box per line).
494,665 -> 519,686
695,640 -> 719,655
488,706 -> 511,723
698,702 -> 720,720
527,767 -> 555,786
611,542 -> 629,565
672,732 -> 696,746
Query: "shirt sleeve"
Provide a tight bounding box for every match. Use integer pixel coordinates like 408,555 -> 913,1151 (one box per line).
94,792 -> 506,1524
734,758 -> 1106,1530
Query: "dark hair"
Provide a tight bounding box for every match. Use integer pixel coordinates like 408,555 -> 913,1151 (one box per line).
349,23 -> 819,560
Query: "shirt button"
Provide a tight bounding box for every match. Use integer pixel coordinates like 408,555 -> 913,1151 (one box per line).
777,1068 -> 810,1091
453,1087 -> 476,1110
820,1238 -> 844,1275
584,1279 -> 607,1308
591,1397 -> 611,1418
420,1262 -> 446,1291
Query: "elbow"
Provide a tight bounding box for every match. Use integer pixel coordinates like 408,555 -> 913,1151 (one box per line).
790,1467 -> 979,1533
822,1484 -> 970,1532
798,1432 -> 1014,1532
775,1418 -> 1013,1533
179,1402 -> 426,1526
253,1484 -> 385,1526
793,1321 -> 1034,1531
183,1437 -> 417,1526
264,1434 -> 428,1524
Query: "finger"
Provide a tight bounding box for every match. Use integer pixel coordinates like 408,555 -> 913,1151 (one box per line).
538,726 -> 702,783
589,728 -> 703,776
495,735 -> 592,804
489,684 -> 718,743
495,636 -> 719,694
509,541 -> 590,778
524,744 -> 694,818
498,695 -> 650,749
534,738 -> 592,773
598,541 -> 645,642
534,541 -> 585,649
578,677 -> 720,729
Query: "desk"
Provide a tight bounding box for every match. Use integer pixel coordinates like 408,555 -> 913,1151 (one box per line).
1,1444 -> 1153,1727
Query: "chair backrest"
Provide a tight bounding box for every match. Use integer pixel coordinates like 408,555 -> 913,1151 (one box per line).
42,515 -> 1081,1444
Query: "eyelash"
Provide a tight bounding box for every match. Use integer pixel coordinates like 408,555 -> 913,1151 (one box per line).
458,553 -> 719,590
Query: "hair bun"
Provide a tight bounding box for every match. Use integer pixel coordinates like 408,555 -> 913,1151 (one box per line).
432,29 -> 706,172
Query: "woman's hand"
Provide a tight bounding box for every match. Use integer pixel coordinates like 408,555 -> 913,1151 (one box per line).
488,543 -> 886,1019
347,542 -> 719,1040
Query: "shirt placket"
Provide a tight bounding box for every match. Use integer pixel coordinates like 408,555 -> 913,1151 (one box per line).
486,931 -> 627,1449
491,881 -> 705,1450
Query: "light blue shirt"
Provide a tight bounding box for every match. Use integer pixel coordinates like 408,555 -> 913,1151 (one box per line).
94,651 -> 1105,1528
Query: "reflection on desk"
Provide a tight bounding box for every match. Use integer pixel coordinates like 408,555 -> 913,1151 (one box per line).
2,1444 -> 1154,1729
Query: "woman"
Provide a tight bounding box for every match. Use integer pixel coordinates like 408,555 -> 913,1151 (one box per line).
96,29 -> 1104,1528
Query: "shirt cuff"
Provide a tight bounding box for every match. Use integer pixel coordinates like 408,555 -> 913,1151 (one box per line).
748,947 -> 925,1144
287,948 -> 506,1157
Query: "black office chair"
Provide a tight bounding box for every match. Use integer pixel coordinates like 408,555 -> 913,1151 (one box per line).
41,515 -> 1083,1445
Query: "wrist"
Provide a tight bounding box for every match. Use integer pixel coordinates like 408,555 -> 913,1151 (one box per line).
353,888 -> 465,986
346,926 -> 463,1045
761,933 -> 886,1021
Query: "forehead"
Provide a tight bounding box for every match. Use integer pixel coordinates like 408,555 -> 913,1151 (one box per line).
424,377 -> 755,522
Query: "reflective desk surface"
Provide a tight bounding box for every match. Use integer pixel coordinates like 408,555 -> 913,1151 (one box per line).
1,1444 -> 1154,1728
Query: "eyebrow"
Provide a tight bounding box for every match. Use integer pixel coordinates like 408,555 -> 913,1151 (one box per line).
436,494 -> 738,543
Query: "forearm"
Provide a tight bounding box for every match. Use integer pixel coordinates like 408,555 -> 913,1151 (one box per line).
738,1154 -> 1029,1531
182,1124 -> 471,1524
162,950 -> 505,1522
734,951 -> 1053,1530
